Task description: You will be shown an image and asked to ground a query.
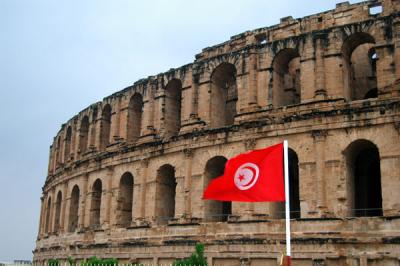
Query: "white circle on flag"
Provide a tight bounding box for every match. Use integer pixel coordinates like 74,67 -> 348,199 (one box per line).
234,162 -> 260,190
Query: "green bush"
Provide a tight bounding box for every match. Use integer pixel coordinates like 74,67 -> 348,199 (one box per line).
48,259 -> 59,266
173,243 -> 207,266
81,256 -> 118,266
67,256 -> 75,266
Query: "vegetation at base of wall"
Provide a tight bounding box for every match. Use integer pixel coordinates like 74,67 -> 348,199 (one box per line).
67,257 -> 75,266
173,243 -> 207,266
81,257 -> 118,266
49,257 -> 118,266
48,259 -> 59,266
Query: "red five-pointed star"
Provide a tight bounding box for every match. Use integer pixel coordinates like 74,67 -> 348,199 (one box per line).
238,174 -> 245,182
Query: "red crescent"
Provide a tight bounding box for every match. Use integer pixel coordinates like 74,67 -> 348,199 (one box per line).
241,166 -> 256,186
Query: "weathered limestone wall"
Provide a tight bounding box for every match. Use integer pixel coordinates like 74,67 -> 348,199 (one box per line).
35,0 -> 400,265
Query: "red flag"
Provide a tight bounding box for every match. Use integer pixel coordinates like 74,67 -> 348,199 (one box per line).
203,143 -> 285,202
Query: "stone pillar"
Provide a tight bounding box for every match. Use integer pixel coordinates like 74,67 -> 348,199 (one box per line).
118,101 -> 129,142
49,189 -> 56,233
393,19 -> 400,94
312,130 -> 328,216
246,51 -> 259,110
111,100 -> 121,143
94,116 -> 102,151
325,30 -> 345,99
300,34 -> 316,102
380,154 -> 400,216
47,147 -> 54,175
197,80 -> 211,126
140,84 -> 156,141
183,149 -> 193,219
38,196 -> 45,237
63,190 -> 71,233
135,159 -> 148,223
314,33 -> 327,100
105,167 -> 114,228
78,175 -> 88,231
60,182 -> 68,233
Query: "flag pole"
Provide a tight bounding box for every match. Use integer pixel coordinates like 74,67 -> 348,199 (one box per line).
283,140 -> 291,266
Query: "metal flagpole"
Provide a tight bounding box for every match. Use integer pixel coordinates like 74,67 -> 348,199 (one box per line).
283,140 -> 291,265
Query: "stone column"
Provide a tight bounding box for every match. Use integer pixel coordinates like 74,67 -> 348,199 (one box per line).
190,74 -> 199,120
118,102 -> 129,142
312,130 -> 328,216
393,19 -> 400,95
49,189 -> 56,233
183,149 -> 193,219
247,51 -> 259,109
314,33 -> 327,100
78,175 -> 88,231
380,154 -> 400,216
60,182 -> 68,233
300,34 -> 316,102
94,116 -> 102,151
140,83 -> 156,141
38,196 -> 45,237
111,99 -> 121,143
140,160 -> 149,218
324,30 -> 345,99
104,167 -> 114,228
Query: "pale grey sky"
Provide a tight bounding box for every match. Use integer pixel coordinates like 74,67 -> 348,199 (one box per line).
0,0 -> 364,260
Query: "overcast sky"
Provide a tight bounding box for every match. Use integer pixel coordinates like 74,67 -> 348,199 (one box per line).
0,0 -> 364,260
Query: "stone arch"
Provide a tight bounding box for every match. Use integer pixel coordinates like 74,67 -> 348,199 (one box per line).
99,104 -> 112,150
164,79 -> 182,137
90,179 -> 102,228
155,164 -> 176,223
64,126 -> 72,161
204,156 -> 231,222
44,196 -> 52,234
210,62 -> 237,128
79,115 -> 89,154
127,93 -> 143,143
117,172 -> 134,227
68,185 -> 80,232
344,139 -> 382,217
341,32 -> 377,101
272,48 -> 301,107
54,191 -> 62,232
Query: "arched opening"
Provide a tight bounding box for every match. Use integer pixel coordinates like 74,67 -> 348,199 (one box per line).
155,164 -> 176,223
164,79 -> 182,137
117,172 -> 134,227
345,139 -> 382,217
90,179 -> 102,228
68,185 -> 80,232
272,48 -> 301,107
288,149 -> 300,218
79,116 -> 89,154
342,32 -> 377,101
273,148 -> 300,219
64,126 -> 72,161
210,63 -> 237,128
127,93 -> 143,143
45,197 -> 52,234
54,191 -> 62,232
204,156 -> 231,222
100,104 -> 112,150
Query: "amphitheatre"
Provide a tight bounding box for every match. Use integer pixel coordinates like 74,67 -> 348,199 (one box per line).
34,0 -> 400,265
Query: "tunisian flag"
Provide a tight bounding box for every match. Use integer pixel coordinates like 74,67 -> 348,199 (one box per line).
203,143 -> 285,202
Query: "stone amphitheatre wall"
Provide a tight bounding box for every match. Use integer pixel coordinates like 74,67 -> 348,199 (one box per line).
35,0 -> 400,265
